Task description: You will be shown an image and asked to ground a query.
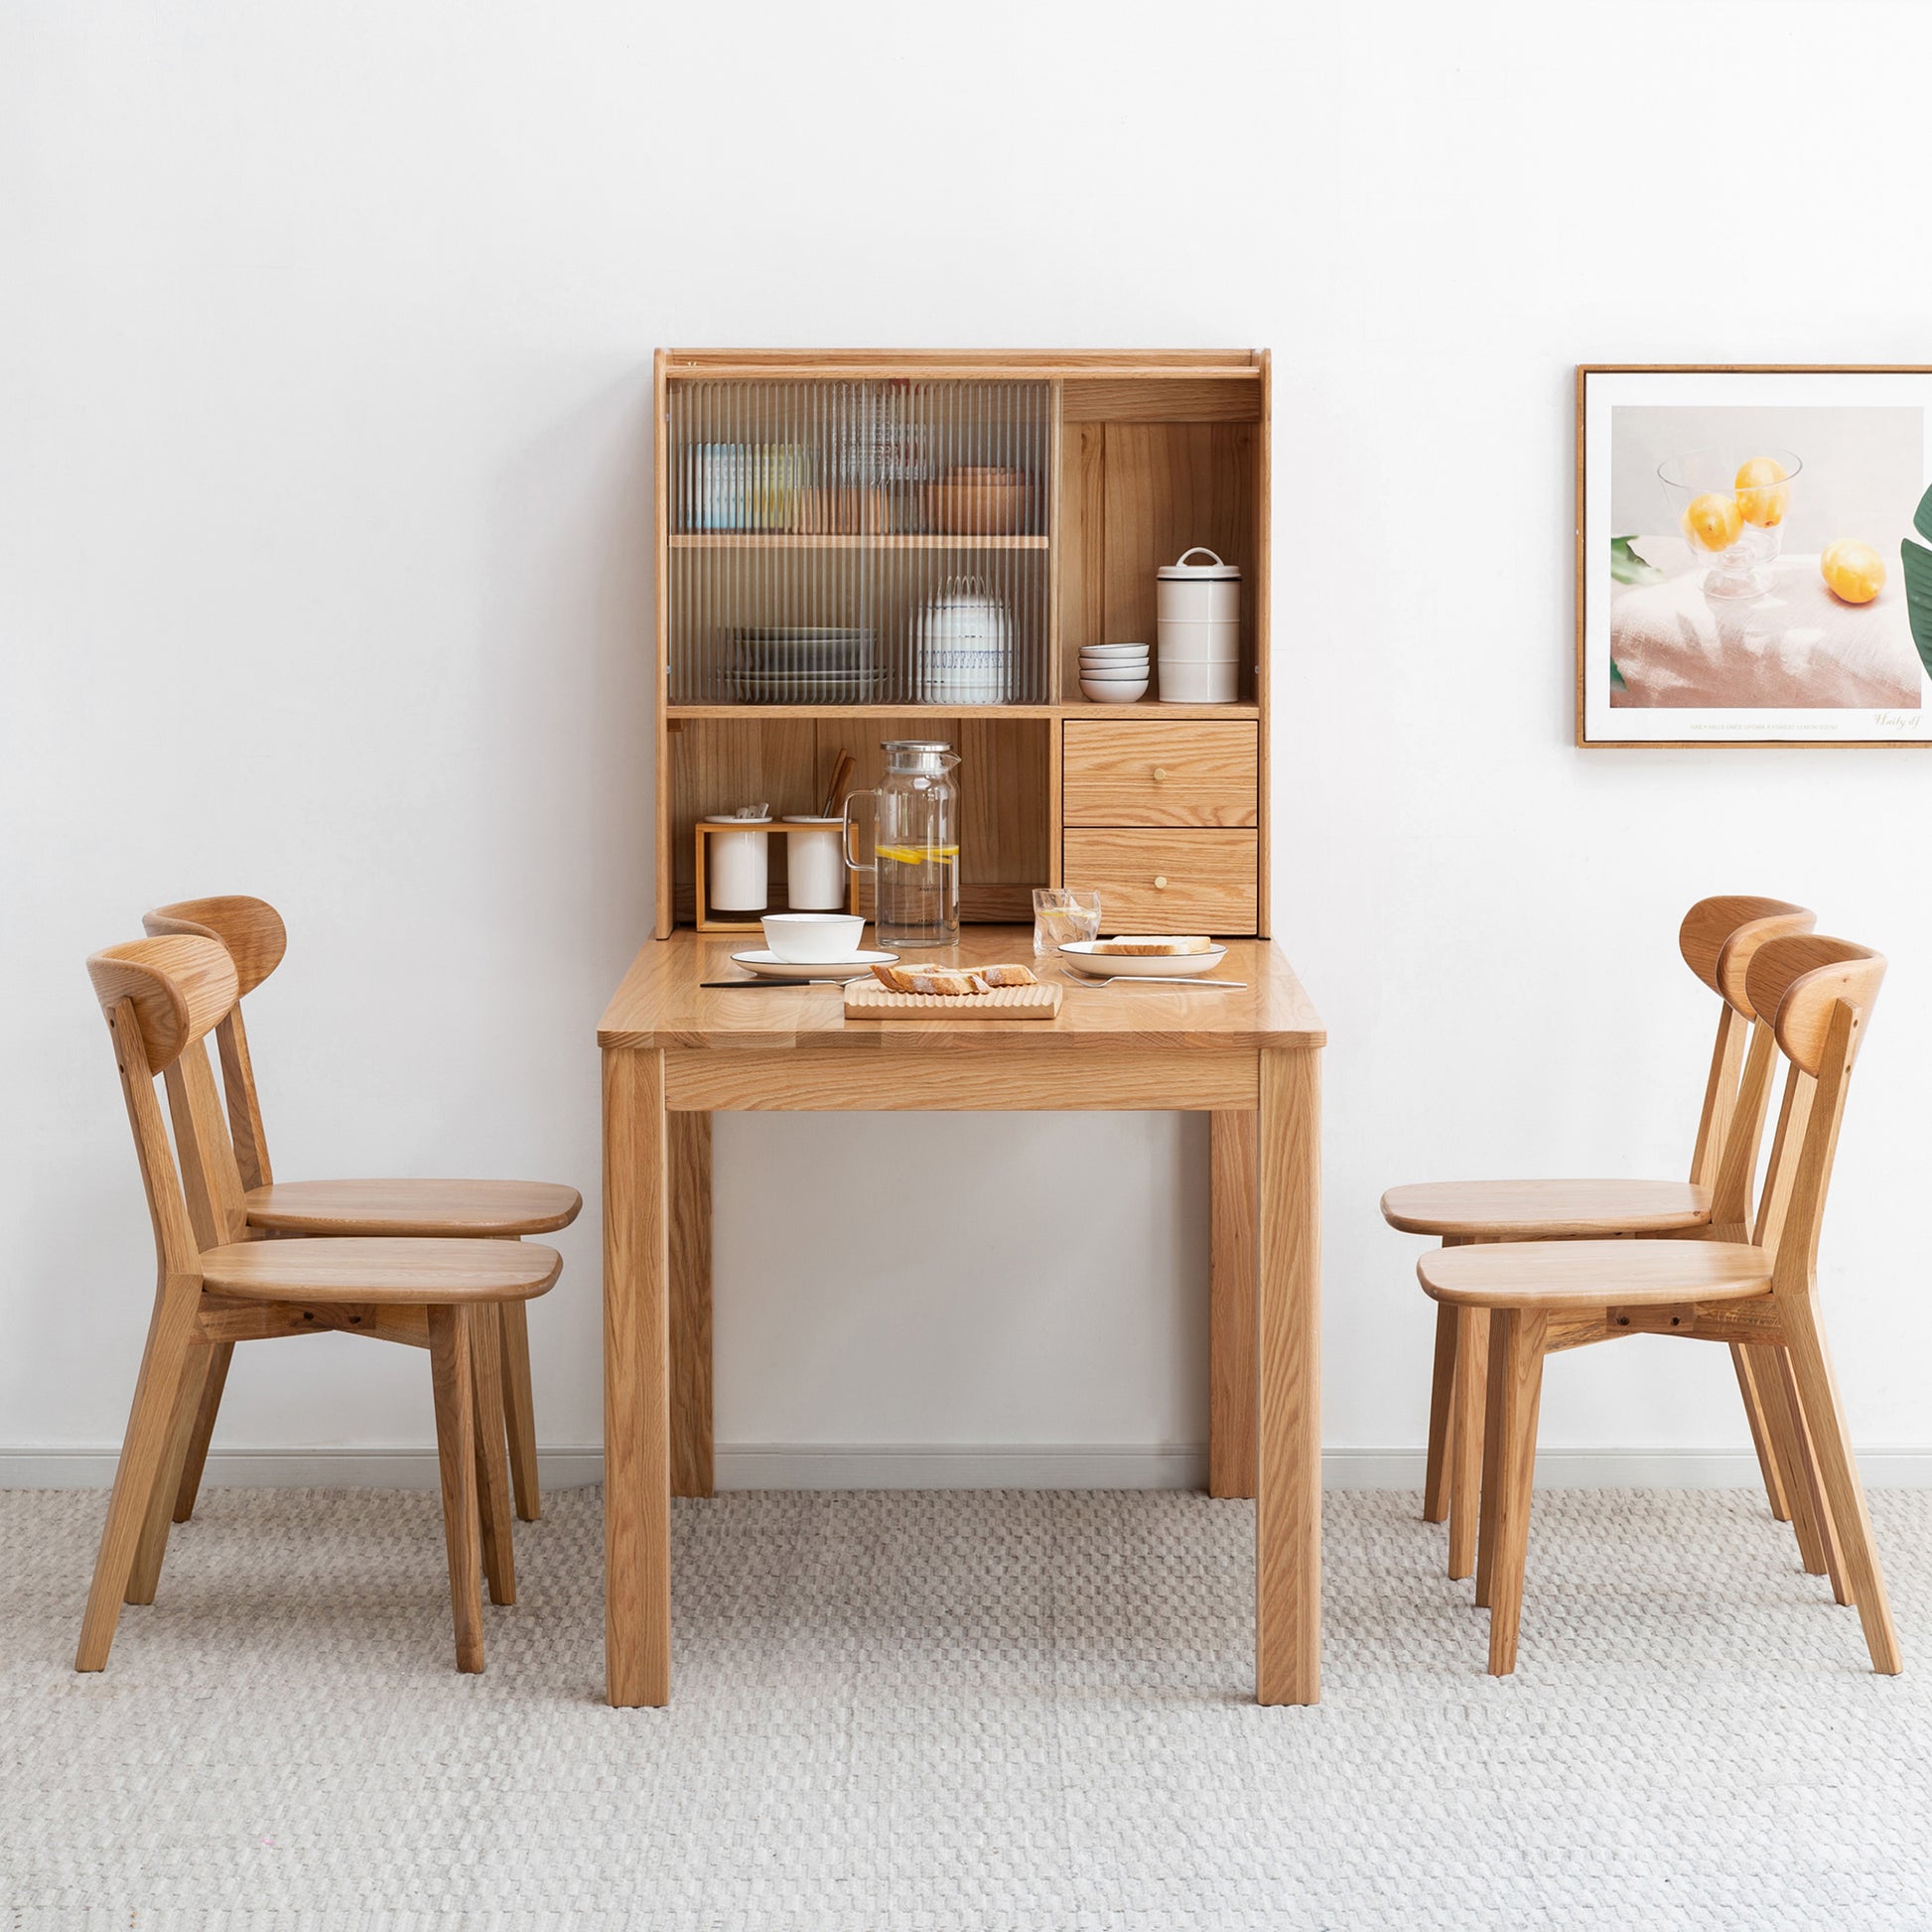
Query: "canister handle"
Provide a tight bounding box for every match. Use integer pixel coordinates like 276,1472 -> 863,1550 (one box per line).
1172,547 -> 1225,570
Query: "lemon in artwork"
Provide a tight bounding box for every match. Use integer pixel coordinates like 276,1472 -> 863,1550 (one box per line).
1733,457 -> 1791,527
1683,491 -> 1743,552
1820,539 -> 1886,605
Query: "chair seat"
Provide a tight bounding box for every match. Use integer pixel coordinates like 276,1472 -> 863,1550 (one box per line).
200,1236 -> 563,1305
244,1177 -> 582,1237
1418,1237 -> 1771,1311
1381,1177 -> 1713,1238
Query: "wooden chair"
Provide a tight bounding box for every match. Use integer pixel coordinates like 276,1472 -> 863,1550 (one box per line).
1382,896 -> 1819,1585
79,935 -> 561,1673
1418,934 -> 1898,1676
140,896 -> 580,1527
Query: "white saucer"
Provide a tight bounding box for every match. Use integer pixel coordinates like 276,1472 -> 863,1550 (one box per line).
729,948 -> 898,979
1058,940 -> 1228,979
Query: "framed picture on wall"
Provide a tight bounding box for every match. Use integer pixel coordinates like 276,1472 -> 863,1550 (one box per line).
1577,364 -> 1932,747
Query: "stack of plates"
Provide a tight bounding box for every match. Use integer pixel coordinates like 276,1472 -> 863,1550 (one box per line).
1079,641 -> 1150,703
728,626 -> 885,704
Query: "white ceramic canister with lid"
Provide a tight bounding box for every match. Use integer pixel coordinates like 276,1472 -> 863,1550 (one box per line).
704,814 -> 771,911
781,815 -> 847,910
1156,547 -> 1242,702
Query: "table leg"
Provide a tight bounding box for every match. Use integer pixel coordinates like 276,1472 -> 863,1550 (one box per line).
1209,1110 -> 1257,1499
1256,1044 -> 1321,1706
670,1110 -> 714,1498
604,1045 -> 670,1708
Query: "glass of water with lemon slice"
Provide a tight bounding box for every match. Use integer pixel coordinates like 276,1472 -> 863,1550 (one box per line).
1033,888 -> 1102,957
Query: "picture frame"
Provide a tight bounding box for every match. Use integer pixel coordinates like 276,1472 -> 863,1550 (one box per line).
1576,364 -> 1932,748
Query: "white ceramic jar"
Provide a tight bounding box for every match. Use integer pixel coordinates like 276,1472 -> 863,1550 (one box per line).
781,816 -> 847,910
1156,547 -> 1242,703
704,814 -> 771,911
915,577 -> 1012,704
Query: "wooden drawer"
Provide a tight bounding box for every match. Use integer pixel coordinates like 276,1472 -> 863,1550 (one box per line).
1062,721 -> 1258,827
1062,828 -> 1259,934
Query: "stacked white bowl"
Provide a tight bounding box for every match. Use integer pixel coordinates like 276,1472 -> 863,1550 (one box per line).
1079,641 -> 1150,703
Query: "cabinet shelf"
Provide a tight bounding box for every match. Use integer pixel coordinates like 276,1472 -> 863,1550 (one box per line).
665,701 -> 1262,721
670,533 -> 1049,551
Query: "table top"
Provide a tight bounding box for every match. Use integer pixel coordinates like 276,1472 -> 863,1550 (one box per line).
598,927 -> 1324,1052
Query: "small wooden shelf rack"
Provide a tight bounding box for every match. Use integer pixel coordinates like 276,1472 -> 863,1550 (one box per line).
651,348 -> 1271,939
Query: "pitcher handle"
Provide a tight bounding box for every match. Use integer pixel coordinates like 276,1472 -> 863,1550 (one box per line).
842,788 -> 877,874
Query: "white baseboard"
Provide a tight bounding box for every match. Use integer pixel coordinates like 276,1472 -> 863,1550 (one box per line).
5,1444 -> 1932,1490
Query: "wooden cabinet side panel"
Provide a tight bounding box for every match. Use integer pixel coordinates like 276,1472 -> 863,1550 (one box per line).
654,350 -> 673,937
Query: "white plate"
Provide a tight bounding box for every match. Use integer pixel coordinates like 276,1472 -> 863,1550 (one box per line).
1058,940 -> 1228,978
728,948 -> 898,979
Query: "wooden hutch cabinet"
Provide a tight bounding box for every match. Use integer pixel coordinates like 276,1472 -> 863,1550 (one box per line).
650,348 -> 1270,939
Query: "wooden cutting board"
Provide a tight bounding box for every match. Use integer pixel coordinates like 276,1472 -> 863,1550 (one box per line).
843,981 -> 1063,1022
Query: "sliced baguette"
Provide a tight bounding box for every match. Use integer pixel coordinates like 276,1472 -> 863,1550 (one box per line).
1092,935 -> 1214,957
870,963 -> 988,997
976,962 -> 1037,988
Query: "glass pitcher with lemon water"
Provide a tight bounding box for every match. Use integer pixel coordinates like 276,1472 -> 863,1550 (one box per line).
842,741 -> 960,948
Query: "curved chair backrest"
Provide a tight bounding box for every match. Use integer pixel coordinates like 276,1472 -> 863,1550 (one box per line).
88,936 -> 237,1075
87,935 -> 250,1277
1680,898 -> 1817,1223
1741,935 -> 1887,1279
1680,896 -> 1815,1009
142,897 -> 287,996
1713,907 -> 1820,1020
140,897 -> 286,1189
1747,935 -> 1887,1077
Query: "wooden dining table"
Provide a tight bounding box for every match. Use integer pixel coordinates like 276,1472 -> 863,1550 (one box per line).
597,927 -> 1325,1707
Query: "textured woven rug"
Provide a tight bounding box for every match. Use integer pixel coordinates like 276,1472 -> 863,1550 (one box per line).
2,1485 -> 1928,1929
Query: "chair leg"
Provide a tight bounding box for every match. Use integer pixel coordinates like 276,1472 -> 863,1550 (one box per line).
428,1305 -> 485,1673
1779,1307 -> 1896,1670
472,1305 -> 516,1606
1748,1340 -> 1840,1591
172,1336 -> 233,1514
171,1338 -> 232,1524
498,1300 -> 541,1523
1770,1347 -> 1852,1606
75,1277 -> 204,1672
1474,1314 -> 1508,1611
1730,1342 -> 1789,1523
126,1342 -> 212,1603
1423,1302 -> 1457,1524
1448,1306 -> 1489,1582
1484,1309 -> 1546,1676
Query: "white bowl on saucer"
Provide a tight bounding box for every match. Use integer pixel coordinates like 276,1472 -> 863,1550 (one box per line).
1079,674 -> 1150,703
760,911 -> 867,963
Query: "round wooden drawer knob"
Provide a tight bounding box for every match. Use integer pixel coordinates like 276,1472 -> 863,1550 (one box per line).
1152,766 -> 1169,781
1154,875 -> 1169,890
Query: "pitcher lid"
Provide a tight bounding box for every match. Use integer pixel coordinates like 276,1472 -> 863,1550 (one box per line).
882,739 -> 956,773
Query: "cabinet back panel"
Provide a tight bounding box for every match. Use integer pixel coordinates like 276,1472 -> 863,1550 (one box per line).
670,717 -> 1048,923
1055,421 -> 1260,701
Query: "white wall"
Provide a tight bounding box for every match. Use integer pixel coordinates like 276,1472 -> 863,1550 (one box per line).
6,0 -> 1931,1487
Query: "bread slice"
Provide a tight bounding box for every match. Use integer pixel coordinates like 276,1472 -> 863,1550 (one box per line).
976,962 -> 1037,988
870,963 -> 988,997
1092,935 -> 1214,957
